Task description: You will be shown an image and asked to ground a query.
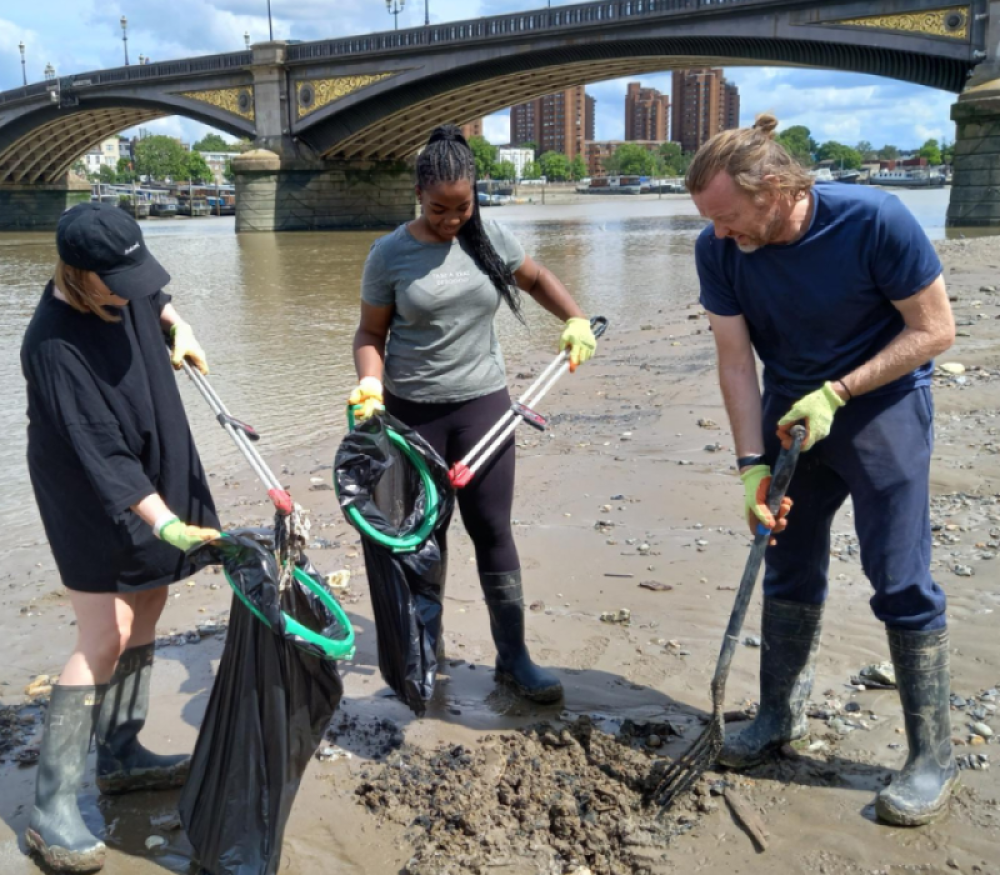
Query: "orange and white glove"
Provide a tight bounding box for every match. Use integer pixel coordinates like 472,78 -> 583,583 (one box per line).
348,377 -> 384,423
741,464 -> 792,543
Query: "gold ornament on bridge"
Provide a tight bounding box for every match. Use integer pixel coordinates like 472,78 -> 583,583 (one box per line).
831,7 -> 969,40
297,74 -> 394,118
176,87 -> 255,122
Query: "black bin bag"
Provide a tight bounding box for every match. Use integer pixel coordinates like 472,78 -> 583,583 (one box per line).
334,413 -> 455,715
179,531 -> 346,875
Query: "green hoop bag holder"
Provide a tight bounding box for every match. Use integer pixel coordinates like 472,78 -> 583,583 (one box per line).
179,532 -> 350,875
335,411 -> 455,715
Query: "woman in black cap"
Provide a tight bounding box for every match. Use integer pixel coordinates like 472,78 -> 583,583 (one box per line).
20,202 -> 221,873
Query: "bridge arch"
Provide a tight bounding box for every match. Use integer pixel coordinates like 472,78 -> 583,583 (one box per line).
0,49 -> 256,186
296,34 -> 977,161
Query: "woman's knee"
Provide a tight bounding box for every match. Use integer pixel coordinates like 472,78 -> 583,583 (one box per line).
76,628 -> 129,673
67,593 -> 134,668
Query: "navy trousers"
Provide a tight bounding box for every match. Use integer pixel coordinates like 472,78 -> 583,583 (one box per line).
761,386 -> 945,632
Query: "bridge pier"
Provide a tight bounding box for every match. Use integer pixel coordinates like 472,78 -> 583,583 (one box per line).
0,179 -> 91,231
232,150 -> 415,232
948,83 -> 1000,228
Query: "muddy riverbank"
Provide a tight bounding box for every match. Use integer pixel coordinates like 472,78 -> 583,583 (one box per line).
0,234 -> 998,875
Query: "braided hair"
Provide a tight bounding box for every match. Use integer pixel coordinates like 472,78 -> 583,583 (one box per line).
416,124 -> 523,321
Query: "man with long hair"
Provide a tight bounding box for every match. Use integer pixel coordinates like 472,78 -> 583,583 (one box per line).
688,114 -> 956,826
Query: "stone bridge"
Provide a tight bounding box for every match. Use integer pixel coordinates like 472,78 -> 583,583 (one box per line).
1,0 -> 999,230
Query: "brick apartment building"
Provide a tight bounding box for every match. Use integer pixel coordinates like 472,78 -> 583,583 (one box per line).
671,68 -> 741,154
510,86 -> 596,162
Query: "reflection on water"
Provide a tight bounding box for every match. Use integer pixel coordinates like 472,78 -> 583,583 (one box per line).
0,188 -> 986,550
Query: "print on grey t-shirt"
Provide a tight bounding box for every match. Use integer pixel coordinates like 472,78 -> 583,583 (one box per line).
361,220 -> 526,403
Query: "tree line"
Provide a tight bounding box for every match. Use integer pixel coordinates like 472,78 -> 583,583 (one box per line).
75,133 -> 249,186
468,137 -> 695,182
773,126 -> 954,170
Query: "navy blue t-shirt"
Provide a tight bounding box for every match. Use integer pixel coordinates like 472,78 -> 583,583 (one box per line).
697,184 -> 942,398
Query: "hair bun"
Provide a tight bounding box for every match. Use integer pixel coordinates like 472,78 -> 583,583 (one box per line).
753,113 -> 779,137
427,124 -> 467,146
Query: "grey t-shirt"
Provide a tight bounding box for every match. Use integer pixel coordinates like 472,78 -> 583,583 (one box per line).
361,220 -> 525,403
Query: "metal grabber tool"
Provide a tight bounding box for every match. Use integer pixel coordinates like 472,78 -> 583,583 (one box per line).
181,362 -> 307,579
448,316 -> 608,489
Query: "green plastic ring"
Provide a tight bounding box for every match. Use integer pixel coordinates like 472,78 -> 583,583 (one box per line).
223,563 -> 356,661
338,416 -> 440,554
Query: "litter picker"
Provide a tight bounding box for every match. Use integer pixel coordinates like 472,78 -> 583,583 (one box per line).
180,362 -> 354,661
182,362 -> 293,516
650,424 -> 806,811
449,316 -> 608,488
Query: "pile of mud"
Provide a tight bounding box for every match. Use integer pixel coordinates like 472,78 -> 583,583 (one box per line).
356,716 -> 703,875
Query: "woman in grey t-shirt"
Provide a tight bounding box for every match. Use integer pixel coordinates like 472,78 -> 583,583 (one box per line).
351,125 -> 597,703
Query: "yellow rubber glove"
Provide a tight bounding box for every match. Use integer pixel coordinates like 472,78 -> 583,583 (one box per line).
559,317 -> 597,373
741,464 -> 792,542
170,322 -> 209,374
157,517 -> 221,552
776,382 -> 845,451
348,376 -> 384,424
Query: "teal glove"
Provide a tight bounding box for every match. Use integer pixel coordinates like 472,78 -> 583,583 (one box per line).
559,317 -> 597,373
158,517 -> 221,552
740,464 -> 793,541
777,382 -> 845,451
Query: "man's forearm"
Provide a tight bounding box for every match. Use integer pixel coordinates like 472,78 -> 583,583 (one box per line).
719,363 -> 765,462
840,327 -> 952,399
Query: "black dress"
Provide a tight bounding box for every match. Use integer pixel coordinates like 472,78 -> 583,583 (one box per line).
20,282 -> 220,593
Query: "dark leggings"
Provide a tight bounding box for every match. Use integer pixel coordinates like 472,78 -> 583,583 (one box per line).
385,388 -> 519,575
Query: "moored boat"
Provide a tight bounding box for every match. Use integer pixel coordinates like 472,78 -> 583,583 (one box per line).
870,167 -> 945,187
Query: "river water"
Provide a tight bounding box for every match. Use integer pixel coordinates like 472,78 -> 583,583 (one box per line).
0,186 -> 974,552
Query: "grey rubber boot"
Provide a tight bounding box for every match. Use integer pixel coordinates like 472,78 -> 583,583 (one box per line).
25,684 -> 108,873
876,627 -> 958,826
718,598 -> 824,769
96,644 -> 189,795
480,570 -> 563,704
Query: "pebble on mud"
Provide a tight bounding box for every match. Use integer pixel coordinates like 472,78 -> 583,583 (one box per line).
326,570 -> 351,590
600,608 -> 631,626
24,675 -> 53,698
939,362 -> 967,376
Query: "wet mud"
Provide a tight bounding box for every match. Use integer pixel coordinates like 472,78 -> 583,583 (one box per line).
1,235 -> 1000,874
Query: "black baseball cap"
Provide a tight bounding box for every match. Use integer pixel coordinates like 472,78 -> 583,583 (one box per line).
56,202 -> 170,300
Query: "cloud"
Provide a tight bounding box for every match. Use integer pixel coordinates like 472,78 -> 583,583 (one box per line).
1,6 -> 961,152
483,111 -> 510,144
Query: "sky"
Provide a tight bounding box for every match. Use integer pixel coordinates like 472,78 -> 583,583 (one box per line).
1,0 -> 959,151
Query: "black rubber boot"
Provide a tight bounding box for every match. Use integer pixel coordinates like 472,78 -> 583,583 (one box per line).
480,570 -> 563,704
96,644 -> 189,795
26,684 -> 108,873
718,598 -> 823,769
876,627 -> 958,826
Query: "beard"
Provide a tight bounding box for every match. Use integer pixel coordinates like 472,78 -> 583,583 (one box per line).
735,204 -> 785,253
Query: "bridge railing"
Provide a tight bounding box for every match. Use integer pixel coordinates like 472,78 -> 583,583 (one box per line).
286,0 -> 792,62
0,50 -> 252,106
